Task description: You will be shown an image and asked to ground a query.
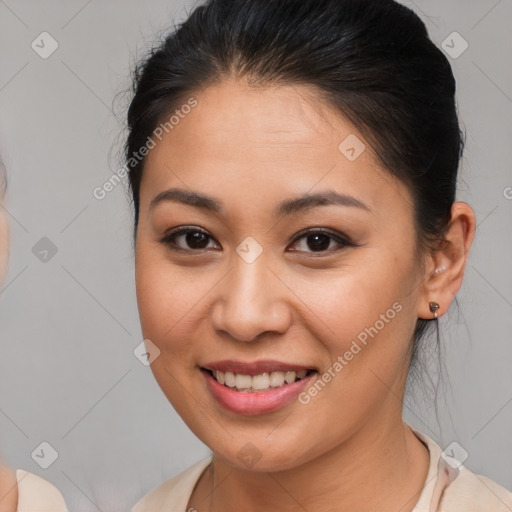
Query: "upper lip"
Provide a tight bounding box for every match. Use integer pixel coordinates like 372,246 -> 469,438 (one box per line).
201,360 -> 316,376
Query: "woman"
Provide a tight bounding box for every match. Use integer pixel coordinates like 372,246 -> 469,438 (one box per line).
125,0 -> 512,510
0,162 -> 68,511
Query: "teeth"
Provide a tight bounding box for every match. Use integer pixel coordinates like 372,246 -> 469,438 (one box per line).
224,371 -> 236,388
235,374 -> 252,390
269,371 -> 285,387
252,373 -> 270,390
284,371 -> 296,384
210,369 -> 312,391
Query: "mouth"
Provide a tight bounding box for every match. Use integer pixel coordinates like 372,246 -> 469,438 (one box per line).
199,359 -> 320,414
200,367 -> 318,393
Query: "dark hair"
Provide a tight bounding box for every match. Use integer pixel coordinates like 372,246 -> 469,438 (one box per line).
125,0 -> 464,392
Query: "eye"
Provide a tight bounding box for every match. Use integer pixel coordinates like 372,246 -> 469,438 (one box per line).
287,229 -> 355,255
159,227 -> 218,252
159,227 -> 356,255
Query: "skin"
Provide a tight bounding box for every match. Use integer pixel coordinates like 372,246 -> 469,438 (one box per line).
0,464 -> 17,512
134,78 -> 476,512
0,186 -> 18,512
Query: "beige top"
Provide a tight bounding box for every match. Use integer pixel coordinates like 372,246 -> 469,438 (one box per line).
132,426 -> 512,512
15,470 -> 68,512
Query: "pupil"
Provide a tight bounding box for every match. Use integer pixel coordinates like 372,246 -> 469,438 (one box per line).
308,234 -> 329,251
187,232 -> 208,249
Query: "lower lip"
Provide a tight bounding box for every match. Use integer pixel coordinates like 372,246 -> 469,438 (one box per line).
201,368 -> 318,415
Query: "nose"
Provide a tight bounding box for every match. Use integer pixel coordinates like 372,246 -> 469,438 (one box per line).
210,253 -> 292,343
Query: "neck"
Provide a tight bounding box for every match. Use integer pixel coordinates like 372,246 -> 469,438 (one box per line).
190,415 -> 430,512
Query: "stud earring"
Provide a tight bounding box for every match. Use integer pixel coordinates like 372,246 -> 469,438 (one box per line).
429,301 -> 440,320
434,266 -> 446,274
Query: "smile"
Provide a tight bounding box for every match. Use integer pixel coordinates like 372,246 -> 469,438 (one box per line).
203,368 -> 315,392
200,364 -> 319,415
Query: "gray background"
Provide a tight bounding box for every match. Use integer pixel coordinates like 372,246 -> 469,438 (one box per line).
0,1 -> 511,510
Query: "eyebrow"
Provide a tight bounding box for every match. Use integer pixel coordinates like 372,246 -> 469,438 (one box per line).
149,187 -> 371,216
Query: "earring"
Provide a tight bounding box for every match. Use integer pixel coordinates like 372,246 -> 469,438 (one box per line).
428,301 -> 441,346
429,301 -> 440,319
434,266 -> 446,274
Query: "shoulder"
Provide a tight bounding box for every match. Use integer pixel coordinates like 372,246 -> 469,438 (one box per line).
438,466 -> 512,511
15,469 -> 68,512
132,456 -> 213,512
409,426 -> 512,512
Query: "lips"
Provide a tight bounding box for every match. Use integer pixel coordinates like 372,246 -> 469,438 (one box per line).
198,359 -> 319,414
200,364 -> 319,415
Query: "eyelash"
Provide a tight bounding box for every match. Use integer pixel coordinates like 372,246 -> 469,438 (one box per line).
158,226 -> 357,256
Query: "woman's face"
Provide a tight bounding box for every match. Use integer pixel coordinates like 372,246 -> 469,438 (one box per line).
135,79 -> 427,471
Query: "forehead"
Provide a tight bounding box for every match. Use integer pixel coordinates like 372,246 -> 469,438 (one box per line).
140,79 -> 412,218
154,79 -> 348,153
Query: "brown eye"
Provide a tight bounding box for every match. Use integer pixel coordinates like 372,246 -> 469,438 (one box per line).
288,229 -> 355,255
159,227 -> 218,252
159,227 -> 356,255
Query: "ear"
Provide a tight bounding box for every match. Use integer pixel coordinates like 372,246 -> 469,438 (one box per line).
417,201 -> 476,320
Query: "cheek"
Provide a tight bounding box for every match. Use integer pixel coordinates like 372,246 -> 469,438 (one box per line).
134,251 -> 204,412
300,248 -> 416,389
292,279 -> 414,442
135,246 -> 210,360
299,253 -> 406,344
